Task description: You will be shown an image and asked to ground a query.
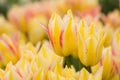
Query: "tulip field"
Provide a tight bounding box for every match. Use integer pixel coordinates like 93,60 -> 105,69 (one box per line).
0,0 -> 120,80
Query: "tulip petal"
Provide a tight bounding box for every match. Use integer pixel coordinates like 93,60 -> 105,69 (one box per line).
78,33 -> 87,66
62,10 -> 77,57
48,13 -> 63,56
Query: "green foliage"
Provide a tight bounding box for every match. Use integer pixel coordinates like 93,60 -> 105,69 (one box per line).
63,55 -> 91,72
99,0 -> 119,14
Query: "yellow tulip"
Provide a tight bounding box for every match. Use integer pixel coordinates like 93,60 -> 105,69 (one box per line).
102,10 -> 120,28
77,20 -> 105,66
101,47 -> 114,80
0,15 -> 17,35
112,29 -> 120,74
7,2 -> 55,33
0,34 -> 20,67
28,15 -> 47,44
98,47 -> 114,80
48,10 -> 77,57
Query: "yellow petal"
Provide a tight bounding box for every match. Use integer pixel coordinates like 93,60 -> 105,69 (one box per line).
79,68 -> 89,80
49,13 -> 63,56
86,36 -> 98,66
78,33 -> 87,66
62,10 -> 77,57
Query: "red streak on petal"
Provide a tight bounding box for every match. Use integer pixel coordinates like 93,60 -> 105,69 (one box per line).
60,30 -> 64,47
36,21 -> 48,34
16,69 -> 23,78
36,21 -> 55,48
48,29 -> 54,47
113,61 -> 119,73
0,37 -> 17,57
111,44 -> 117,56
11,33 -> 19,47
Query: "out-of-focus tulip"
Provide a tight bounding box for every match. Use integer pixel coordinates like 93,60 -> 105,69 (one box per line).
0,34 -> 20,67
112,29 -> 120,74
93,47 -> 114,80
57,0 -> 101,21
28,15 -> 47,44
101,10 -> 120,28
0,15 -> 17,35
48,10 -> 78,57
7,2 -> 55,44
77,20 -> 105,66
100,47 -> 114,80
0,15 -> 27,45
7,2 -> 56,33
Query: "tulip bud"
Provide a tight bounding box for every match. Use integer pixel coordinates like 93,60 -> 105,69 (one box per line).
48,10 -> 77,57
78,20 -> 105,66
112,29 -> 120,74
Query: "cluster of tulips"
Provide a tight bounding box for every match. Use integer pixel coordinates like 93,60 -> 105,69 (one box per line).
0,0 -> 120,80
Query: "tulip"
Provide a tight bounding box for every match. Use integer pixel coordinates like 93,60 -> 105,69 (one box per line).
28,16 -> 47,44
101,9 -> 120,28
0,34 -> 20,68
0,15 -> 17,35
0,15 -> 27,45
101,47 -> 114,80
92,47 -> 115,80
7,3 -> 53,44
77,20 -> 105,66
112,29 -> 120,74
48,10 -> 77,57
7,2 -> 56,33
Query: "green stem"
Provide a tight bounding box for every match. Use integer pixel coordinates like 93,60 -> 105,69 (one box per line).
63,55 -> 91,73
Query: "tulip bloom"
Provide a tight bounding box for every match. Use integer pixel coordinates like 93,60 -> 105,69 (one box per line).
112,30 -> 120,74
28,16 -> 47,44
0,34 -> 20,67
48,10 -> 78,57
101,10 -> 120,28
92,47 -> 115,80
0,16 -> 17,35
77,20 -> 105,66
7,2 -> 56,33
42,10 -> 107,67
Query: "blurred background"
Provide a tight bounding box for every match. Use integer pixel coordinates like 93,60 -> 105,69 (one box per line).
0,0 -> 119,17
